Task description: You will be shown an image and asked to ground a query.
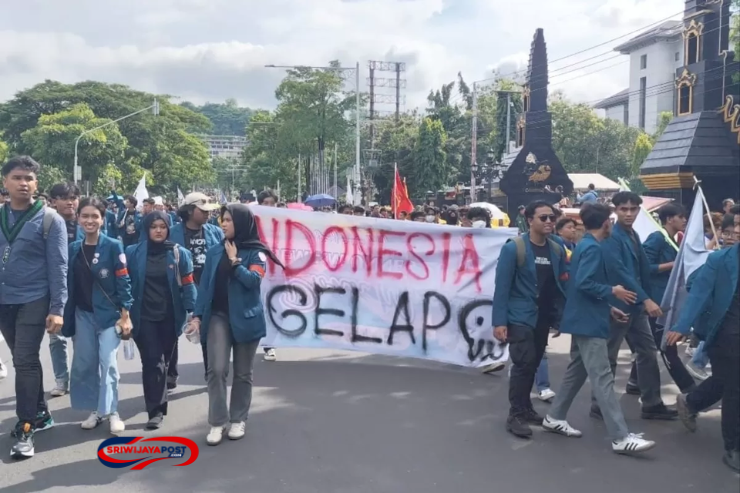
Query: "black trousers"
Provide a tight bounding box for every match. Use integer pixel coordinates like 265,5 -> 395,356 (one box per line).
135,317 -> 176,418
167,339 -> 179,383
507,319 -> 550,417
628,317 -> 696,393
702,328 -> 739,453
0,296 -> 49,426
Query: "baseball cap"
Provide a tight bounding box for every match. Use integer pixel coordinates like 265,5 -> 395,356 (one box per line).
182,192 -> 220,211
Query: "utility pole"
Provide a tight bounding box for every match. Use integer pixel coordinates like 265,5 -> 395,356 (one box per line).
355,61 -> 362,206
395,62 -> 401,121
470,83 -> 478,203
506,92 -> 512,153
369,63 -> 376,148
297,154 -> 301,202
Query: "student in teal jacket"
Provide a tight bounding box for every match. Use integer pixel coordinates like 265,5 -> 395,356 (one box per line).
492,200 -> 569,439
598,191 -> 675,421
62,197 -> 133,435
167,192 -> 223,386
125,211 -> 197,430
630,202 -> 694,394
189,203 -> 284,446
667,242 -> 740,472
543,203 -> 657,455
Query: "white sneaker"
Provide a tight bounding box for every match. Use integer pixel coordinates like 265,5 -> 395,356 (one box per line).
686,362 -> 709,381
228,421 -> 246,440
538,388 -> 556,402
481,361 -> 505,374
542,415 -> 582,437
109,413 -> 125,434
81,412 -> 103,430
50,379 -> 68,397
0,360 -> 7,380
612,433 -> 656,455
264,348 -> 277,362
207,426 -> 225,446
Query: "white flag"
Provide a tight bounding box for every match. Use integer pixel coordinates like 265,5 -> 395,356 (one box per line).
133,174 -> 149,208
345,174 -> 354,206
658,187 -> 711,333
177,187 -> 185,206
617,178 -> 669,249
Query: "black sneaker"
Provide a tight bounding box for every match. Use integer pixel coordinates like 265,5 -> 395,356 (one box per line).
524,408 -> 544,426
723,450 -> 740,473
506,415 -> 533,438
166,376 -> 178,391
625,382 -> 641,396
641,403 -> 678,420
11,422 -> 34,459
146,413 -> 164,430
35,411 -> 54,432
589,405 -> 603,421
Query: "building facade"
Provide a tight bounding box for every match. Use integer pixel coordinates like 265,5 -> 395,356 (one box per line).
595,20 -> 684,134
200,135 -> 248,161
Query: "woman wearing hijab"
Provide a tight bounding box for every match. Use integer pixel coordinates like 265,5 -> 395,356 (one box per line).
189,204 -> 284,445
62,197 -> 133,434
125,211 -> 197,430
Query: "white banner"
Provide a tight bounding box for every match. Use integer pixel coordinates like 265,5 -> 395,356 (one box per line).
250,206 -> 516,368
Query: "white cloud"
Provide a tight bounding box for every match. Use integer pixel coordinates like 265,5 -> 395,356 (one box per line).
0,0 -> 684,110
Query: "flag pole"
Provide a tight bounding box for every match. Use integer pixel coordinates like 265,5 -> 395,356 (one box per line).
393,162 -> 397,219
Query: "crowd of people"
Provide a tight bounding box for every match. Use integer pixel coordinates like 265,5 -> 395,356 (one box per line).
0,155 -> 737,474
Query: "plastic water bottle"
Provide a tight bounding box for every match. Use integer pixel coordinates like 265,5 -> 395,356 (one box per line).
123,339 -> 136,360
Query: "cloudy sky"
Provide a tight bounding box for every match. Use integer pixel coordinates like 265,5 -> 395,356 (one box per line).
0,0 -> 684,110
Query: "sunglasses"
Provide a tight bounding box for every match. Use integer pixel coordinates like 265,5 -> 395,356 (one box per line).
538,214 -> 557,223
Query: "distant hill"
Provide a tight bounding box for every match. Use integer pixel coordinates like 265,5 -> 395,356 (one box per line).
181,99 -> 253,136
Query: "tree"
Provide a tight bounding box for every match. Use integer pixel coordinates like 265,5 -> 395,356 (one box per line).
20,103 -> 127,184
0,138 -> 7,163
412,118 -> 448,196
733,0 -> 740,82
492,79 -> 524,162
550,93 -> 643,180
653,112 -> 672,141
631,133 -> 654,176
0,81 -> 214,190
183,99 -> 253,136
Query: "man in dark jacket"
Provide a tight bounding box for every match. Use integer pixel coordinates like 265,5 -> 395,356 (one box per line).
595,192 -> 677,421
493,200 -> 568,438
627,203 -> 694,394
543,203 -> 657,455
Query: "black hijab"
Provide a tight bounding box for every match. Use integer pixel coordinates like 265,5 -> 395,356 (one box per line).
222,204 -> 284,268
142,211 -> 176,254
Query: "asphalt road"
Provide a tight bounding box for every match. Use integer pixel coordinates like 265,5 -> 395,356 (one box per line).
0,334 -> 737,493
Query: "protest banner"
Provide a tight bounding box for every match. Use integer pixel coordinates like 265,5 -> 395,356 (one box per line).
250,205 -> 516,368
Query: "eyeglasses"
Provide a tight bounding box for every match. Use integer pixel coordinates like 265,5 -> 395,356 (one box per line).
538,214 -> 557,223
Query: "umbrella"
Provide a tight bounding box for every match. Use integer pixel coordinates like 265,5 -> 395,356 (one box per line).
287,202 -> 314,211
305,193 -> 336,208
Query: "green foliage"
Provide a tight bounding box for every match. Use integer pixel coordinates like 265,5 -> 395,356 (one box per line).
412,117 -> 448,195
653,112 -> 672,141
733,1 -> 740,83
0,138 -> 7,163
550,93 -> 643,180
37,165 -> 68,194
631,133 -> 654,176
183,99 -> 253,136
0,81 -> 214,191
20,103 -> 127,183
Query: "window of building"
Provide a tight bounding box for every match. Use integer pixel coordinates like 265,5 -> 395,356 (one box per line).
678,83 -> 692,115
686,33 -> 699,64
639,77 -> 647,130
640,54 -> 647,70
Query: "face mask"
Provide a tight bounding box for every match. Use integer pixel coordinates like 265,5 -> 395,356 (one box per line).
472,220 -> 486,229
425,215 -> 435,223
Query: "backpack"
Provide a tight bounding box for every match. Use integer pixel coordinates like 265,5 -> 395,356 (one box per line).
42,207 -> 56,240
511,236 -> 564,268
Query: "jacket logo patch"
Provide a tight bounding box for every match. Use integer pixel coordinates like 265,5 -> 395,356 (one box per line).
258,252 -> 267,262
119,253 -> 127,265
99,268 -> 110,279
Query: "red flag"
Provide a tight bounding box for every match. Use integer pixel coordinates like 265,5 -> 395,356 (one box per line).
392,164 -> 414,219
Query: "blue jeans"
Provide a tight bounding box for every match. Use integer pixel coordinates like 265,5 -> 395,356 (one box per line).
70,309 -> 121,415
535,352 -> 550,392
49,332 -> 69,385
692,341 -> 709,369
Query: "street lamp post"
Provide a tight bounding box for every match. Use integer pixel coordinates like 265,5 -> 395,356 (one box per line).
74,99 -> 159,184
265,63 -> 361,204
